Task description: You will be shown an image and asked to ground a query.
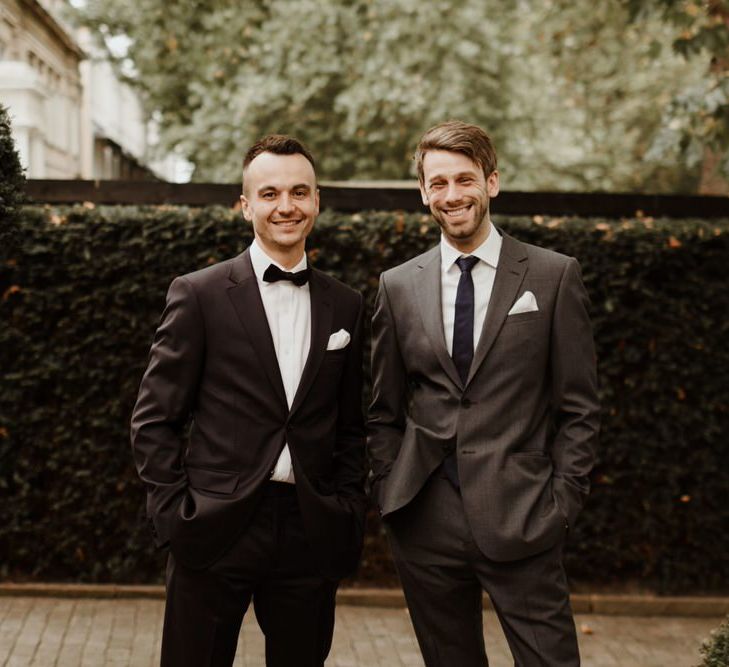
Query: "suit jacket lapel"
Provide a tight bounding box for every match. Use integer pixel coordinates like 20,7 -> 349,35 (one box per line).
227,249 -> 288,407
412,246 -> 463,388
289,270 -> 332,417
467,232 -> 528,385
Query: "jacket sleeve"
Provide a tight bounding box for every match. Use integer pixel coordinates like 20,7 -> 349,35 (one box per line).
130,276 -> 204,546
366,273 -> 408,510
332,291 -> 367,513
549,257 -> 600,527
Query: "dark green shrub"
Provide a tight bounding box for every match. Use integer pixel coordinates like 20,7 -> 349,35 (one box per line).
698,616 -> 729,667
0,104 -> 26,253
1,206 -> 727,591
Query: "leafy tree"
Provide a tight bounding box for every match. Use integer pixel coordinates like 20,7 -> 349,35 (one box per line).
626,0 -> 729,192
0,104 -> 26,253
74,0 -> 719,191
490,0 -> 706,191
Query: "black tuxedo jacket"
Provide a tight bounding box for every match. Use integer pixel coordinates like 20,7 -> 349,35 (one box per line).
131,248 -> 366,578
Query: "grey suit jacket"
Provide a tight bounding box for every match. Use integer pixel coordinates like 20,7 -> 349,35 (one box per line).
131,249 -> 367,577
367,231 -> 600,562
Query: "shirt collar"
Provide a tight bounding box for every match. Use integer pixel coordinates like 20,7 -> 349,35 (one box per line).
250,238 -> 308,282
440,222 -> 502,272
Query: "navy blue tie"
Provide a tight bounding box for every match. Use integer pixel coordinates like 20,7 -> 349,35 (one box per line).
444,255 -> 479,488
452,256 -> 479,384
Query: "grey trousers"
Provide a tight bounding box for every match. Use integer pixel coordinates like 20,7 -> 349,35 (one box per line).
385,472 -> 579,667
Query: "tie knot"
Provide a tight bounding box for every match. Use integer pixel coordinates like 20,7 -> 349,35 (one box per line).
263,264 -> 310,286
455,256 -> 479,273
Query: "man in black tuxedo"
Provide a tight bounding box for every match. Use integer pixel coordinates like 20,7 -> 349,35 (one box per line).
131,135 -> 366,667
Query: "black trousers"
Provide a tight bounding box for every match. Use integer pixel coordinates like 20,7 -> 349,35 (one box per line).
161,483 -> 338,667
386,473 -> 579,667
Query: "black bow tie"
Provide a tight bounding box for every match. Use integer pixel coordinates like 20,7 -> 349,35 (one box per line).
263,264 -> 310,286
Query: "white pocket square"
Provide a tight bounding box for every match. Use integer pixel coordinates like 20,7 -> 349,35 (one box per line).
326,329 -> 350,350
508,290 -> 539,315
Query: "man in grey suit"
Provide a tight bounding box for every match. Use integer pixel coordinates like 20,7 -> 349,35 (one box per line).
368,120 -> 600,666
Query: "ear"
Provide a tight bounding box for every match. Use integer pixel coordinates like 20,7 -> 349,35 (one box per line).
314,188 -> 320,217
240,194 -> 252,222
487,170 -> 500,198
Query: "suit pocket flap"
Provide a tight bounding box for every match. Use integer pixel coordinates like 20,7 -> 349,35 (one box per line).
186,466 -> 239,494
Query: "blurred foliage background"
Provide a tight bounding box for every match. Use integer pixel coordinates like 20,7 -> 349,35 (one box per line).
72,0 -> 729,192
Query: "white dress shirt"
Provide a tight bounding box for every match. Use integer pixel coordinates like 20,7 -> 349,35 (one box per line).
249,239 -> 311,483
441,223 -> 502,355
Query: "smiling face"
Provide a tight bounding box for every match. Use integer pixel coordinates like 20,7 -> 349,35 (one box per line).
240,151 -> 319,268
419,149 -> 499,253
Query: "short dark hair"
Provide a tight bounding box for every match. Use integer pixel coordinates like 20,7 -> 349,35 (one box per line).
414,120 -> 497,183
242,134 -> 316,191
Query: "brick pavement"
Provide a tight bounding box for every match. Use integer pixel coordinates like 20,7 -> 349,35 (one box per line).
0,596 -> 721,666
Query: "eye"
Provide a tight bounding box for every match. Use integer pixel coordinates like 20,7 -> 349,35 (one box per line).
293,190 -> 308,198
261,191 -> 276,199
429,181 -> 445,191
458,177 -> 474,185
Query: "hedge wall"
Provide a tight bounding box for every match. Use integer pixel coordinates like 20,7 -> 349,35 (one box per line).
1,206 -> 727,593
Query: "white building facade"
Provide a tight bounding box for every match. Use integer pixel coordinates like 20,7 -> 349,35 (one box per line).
0,0 -> 180,180
0,0 -> 84,177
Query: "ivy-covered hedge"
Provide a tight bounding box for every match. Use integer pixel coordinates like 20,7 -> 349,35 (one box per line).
1,206 -> 727,593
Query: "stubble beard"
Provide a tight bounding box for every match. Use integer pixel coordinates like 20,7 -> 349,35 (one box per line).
433,197 -> 490,247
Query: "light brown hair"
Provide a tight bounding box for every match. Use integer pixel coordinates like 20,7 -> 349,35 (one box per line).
414,121 -> 497,183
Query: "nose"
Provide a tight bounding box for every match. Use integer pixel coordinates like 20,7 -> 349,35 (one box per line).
444,182 -> 462,204
276,193 -> 295,215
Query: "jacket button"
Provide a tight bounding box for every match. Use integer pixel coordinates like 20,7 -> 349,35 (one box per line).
461,398 -> 472,408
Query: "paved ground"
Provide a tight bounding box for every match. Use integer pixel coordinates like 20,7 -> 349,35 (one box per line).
0,596 -> 721,666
